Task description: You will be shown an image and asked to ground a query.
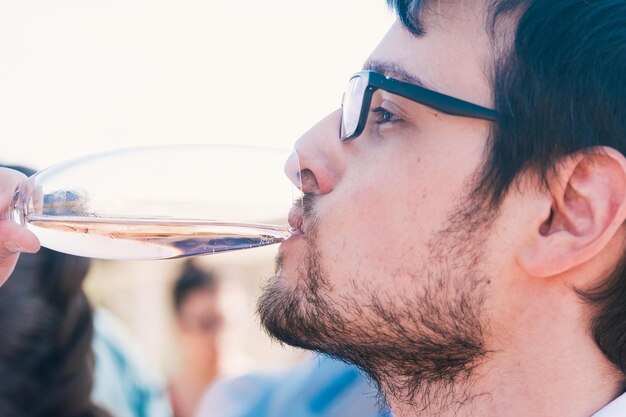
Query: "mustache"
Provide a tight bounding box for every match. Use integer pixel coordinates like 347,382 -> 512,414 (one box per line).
296,192 -> 317,221
290,192 -> 319,237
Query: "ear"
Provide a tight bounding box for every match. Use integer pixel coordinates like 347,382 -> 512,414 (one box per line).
518,147 -> 626,278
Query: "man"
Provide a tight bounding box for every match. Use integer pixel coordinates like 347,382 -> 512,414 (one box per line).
256,1 -> 626,416
2,1 -> 626,416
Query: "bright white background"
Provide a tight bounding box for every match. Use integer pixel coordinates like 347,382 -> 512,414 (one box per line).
1,0 -> 394,169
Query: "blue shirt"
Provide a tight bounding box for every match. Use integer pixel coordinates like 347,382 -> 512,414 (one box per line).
196,355 -> 390,417
91,309 -> 173,417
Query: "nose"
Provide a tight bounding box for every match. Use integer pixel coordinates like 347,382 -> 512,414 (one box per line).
284,109 -> 345,195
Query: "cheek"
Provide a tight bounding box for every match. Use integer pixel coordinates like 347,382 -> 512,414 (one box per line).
310,130 -> 486,291
317,157 -> 447,254
314,161 -> 438,282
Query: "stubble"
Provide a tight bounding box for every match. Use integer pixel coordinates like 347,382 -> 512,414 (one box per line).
257,192 -> 498,413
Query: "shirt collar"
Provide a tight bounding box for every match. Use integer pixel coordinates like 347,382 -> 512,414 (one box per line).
591,392 -> 626,417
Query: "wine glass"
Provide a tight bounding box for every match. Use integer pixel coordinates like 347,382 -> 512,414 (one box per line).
4,145 -> 301,260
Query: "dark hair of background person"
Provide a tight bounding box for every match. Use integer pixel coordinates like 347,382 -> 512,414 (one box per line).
173,261 -> 218,314
0,164 -> 111,417
387,0 -> 626,384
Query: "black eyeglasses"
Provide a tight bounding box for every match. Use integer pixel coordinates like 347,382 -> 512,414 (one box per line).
339,70 -> 498,141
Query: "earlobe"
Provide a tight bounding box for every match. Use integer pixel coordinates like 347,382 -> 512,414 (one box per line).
518,147 -> 626,278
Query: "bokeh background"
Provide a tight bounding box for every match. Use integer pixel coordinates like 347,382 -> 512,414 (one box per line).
0,0 -> 393,379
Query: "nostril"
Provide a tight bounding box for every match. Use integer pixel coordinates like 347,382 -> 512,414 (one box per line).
299,169 -> 319,193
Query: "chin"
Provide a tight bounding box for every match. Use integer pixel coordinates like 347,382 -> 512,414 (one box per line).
276,236 -> 308,278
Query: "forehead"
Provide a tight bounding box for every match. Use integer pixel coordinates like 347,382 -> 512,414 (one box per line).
368,2 -> 494,108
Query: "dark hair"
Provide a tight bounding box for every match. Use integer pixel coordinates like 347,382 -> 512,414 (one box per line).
0,250 -> 111,417
0,164 -> 111,417
387,0 -> 626,379
173,261 -> 218,313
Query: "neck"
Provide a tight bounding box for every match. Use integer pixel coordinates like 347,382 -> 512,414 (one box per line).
387,361 -> 621,417
385,292 -> 624,417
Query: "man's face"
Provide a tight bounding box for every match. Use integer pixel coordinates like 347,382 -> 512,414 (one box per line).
259,2 -> 508,402
177,289 -> 223,365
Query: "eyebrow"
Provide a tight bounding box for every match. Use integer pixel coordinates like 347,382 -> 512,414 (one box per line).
362,60 -> 431,90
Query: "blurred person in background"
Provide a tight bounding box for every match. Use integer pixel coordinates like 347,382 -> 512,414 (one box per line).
169,261 -> 224,417
0,247 -> 110,417
91,306 -> 173,417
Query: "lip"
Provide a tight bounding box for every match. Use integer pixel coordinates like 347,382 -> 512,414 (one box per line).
287,228 -> 305,240
288,204 -> 305,235
280,205 -> 306,252
278,228 -> 304,254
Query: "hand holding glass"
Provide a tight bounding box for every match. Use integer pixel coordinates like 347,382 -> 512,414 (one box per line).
3,145 -> 301,260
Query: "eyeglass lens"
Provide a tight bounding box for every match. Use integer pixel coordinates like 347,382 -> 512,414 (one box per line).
341,75 -> 367,139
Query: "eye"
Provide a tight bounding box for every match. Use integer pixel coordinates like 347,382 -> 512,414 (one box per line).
370,106 -> 401,125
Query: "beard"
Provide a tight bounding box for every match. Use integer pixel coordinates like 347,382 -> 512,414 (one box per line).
257,192 -> 497,411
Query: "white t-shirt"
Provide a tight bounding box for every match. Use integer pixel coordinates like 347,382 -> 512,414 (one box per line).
592,392 -> 626,417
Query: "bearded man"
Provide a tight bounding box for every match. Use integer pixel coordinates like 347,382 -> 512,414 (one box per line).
257,1 -> 626,416
2,1 -> 626,416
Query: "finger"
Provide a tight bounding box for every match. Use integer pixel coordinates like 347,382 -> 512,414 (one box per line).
0,167 -> 40,252
0,221 -> 41,255
0,221 -> 41,287
0,253 -> 19,287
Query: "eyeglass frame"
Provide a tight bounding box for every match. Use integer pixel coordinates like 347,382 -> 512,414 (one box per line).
339,70 -> 498,141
